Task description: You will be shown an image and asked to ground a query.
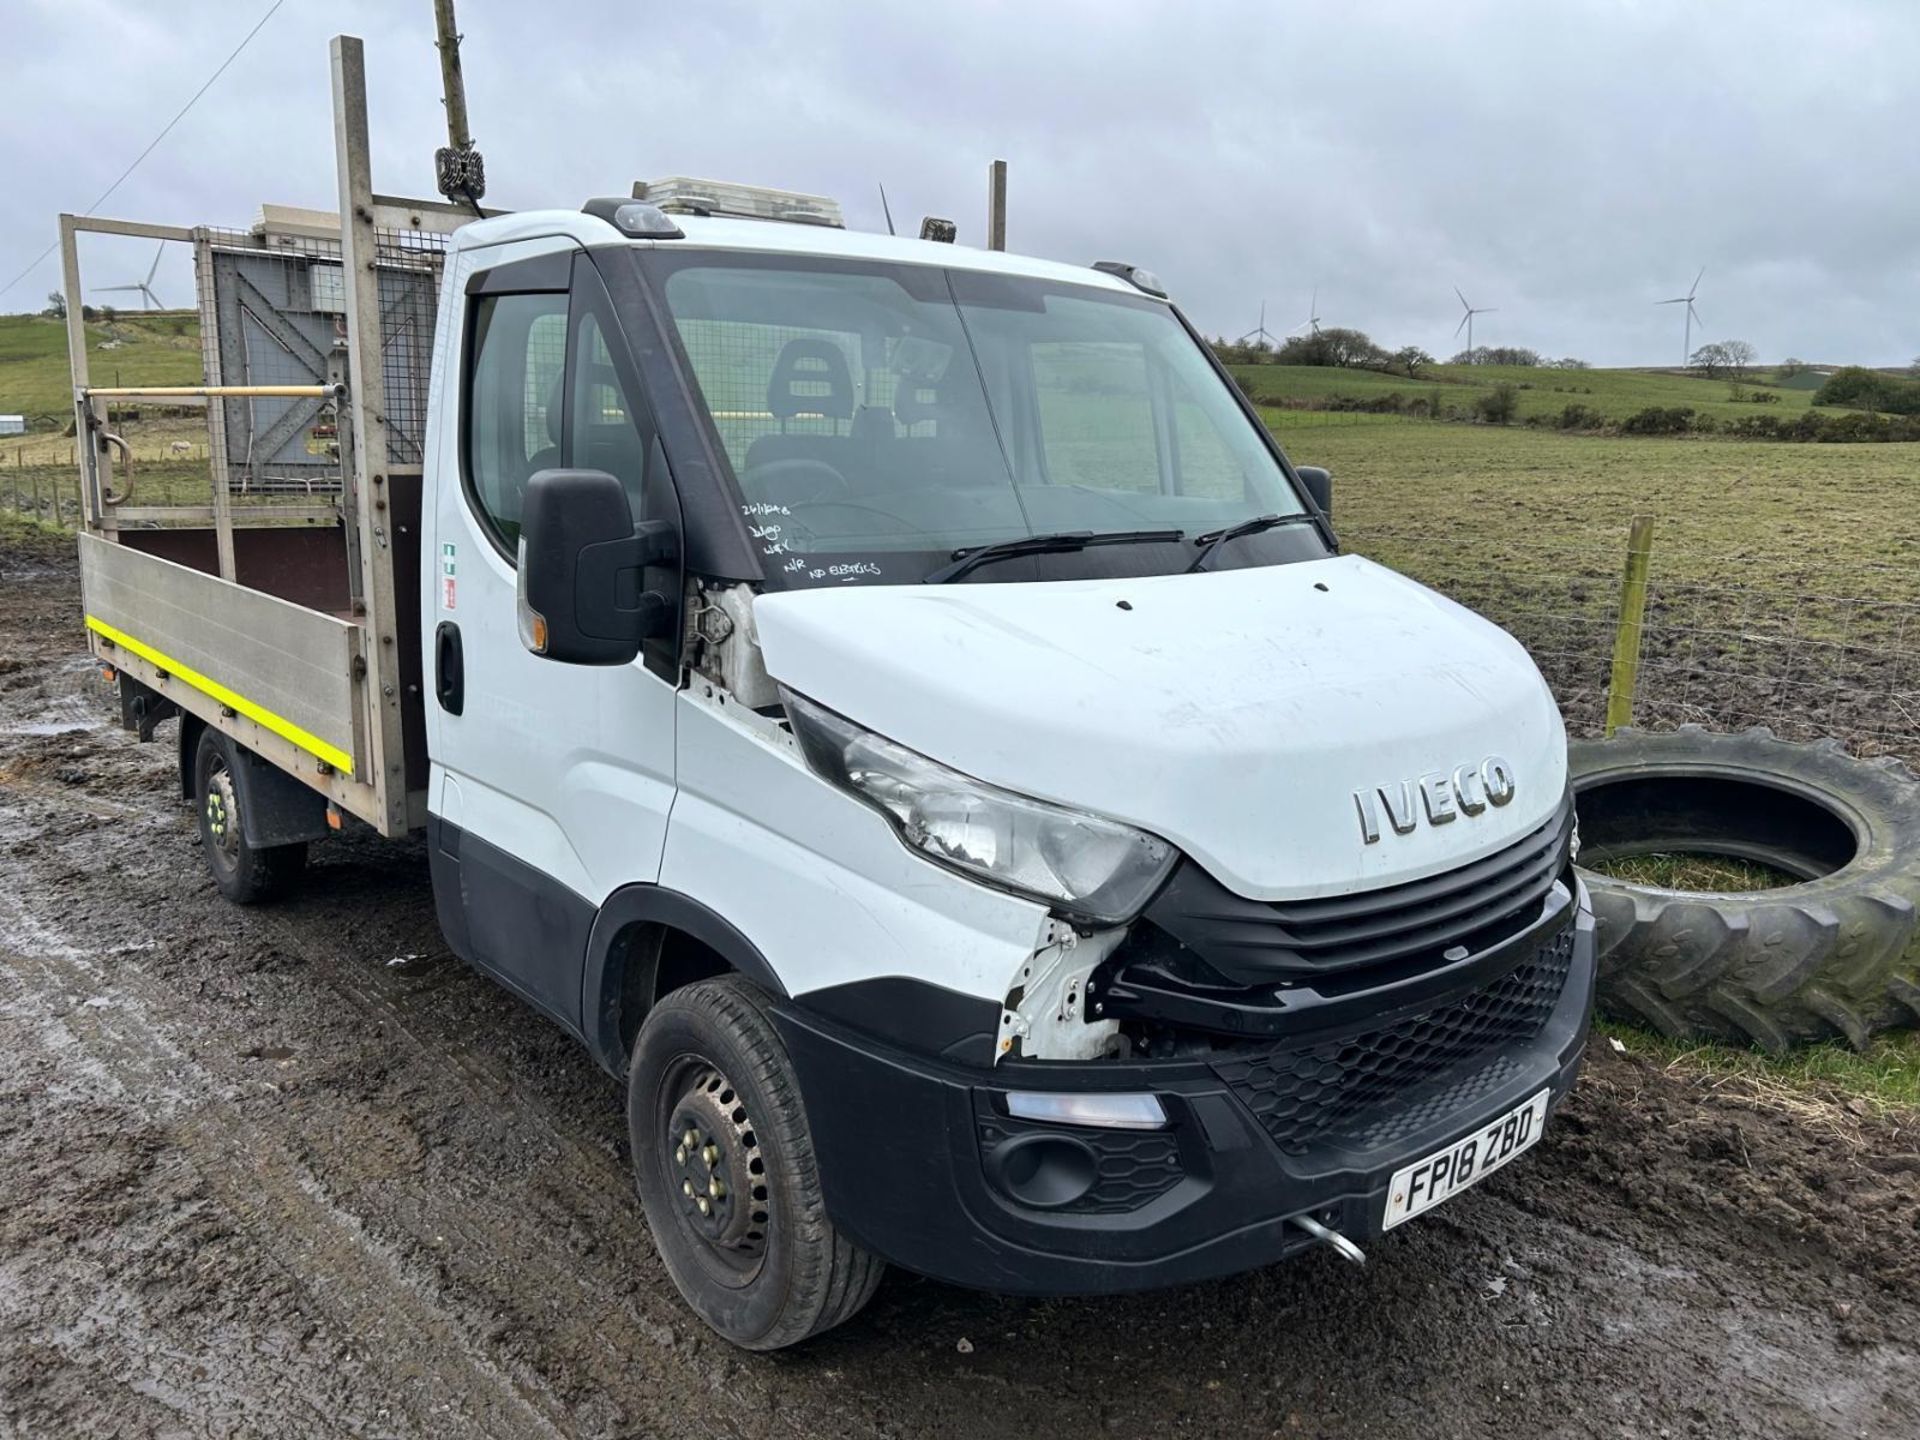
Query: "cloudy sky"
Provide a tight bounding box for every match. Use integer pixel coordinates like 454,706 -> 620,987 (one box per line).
4,0 -> 1916,367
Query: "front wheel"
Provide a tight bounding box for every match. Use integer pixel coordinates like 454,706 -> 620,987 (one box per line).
629,977 -> 882,1350
193,728 -> 306,905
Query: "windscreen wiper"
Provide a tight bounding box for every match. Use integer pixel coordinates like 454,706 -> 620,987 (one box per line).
924,529 -> 1185,584
1185,512 -> 1318,573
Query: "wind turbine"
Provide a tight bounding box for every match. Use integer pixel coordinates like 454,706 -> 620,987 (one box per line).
1453,286 -> 1496,361
1657,267 -> 1705,368
1287,286 -> 1323,337
95,242 -> 166,311
1239,300 -> 1280,347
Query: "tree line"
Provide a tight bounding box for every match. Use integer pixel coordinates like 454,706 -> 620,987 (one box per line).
1211,328 -> 1588,374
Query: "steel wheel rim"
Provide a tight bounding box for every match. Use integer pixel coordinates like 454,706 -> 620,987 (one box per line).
204,759 -> 240,868
656,1054 -> 771,1286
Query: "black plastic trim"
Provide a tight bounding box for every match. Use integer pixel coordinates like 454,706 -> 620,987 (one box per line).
425,817 -> 597,1038
571,252 -> 688,679
1143,795 -> 1576,984
466,250 -> 574,295
769,893 -> 1596,1296
426,812 -> 474,966
1097,884 -> 1575,1044
581,881 -> 789,1074
593,246 -> 766,582
797,976 -> 1002,1065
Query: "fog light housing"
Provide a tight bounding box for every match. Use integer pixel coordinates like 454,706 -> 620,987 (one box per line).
1005,1091 -> 1167,1131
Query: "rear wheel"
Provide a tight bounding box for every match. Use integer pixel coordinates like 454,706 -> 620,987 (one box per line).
629,977 -> 882,1350
193,728 -> 307,904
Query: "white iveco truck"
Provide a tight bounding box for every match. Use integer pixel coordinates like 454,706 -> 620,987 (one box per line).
67,36 -> 1593,1349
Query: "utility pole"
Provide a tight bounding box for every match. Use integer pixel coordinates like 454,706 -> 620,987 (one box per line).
432,0 -> 486,205
987,160 -> 1007,251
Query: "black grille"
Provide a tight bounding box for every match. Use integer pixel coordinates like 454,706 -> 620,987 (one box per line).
1211,924 -> 1575,1156
1144,794 -> 1575,983
976,1117 -> 1184,1215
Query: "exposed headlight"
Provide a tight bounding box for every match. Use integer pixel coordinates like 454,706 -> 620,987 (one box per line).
783,689 -> 1177,925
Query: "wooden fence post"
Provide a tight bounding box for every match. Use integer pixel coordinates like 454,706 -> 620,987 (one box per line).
1605,514 -> 1656,736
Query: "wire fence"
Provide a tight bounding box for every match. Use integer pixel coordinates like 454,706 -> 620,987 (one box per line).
0,468 -> 84,530
1348,518 -> 1920,766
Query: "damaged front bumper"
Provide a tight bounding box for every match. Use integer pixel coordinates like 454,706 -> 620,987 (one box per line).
772,878 -> 1596,1296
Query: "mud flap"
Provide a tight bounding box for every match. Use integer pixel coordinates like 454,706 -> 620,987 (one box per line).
224,739 -> 331,848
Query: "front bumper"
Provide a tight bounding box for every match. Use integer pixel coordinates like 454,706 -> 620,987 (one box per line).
772,879 -> 1596,1296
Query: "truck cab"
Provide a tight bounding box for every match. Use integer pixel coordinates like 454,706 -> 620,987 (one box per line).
411,191 -> 1593,1345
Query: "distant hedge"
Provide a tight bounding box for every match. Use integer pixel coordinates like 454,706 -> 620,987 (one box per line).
1812,366 -> 1920,415
1240,386 -> 1920,441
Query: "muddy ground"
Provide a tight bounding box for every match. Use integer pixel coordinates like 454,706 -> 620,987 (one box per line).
2,531 -> 1916,1440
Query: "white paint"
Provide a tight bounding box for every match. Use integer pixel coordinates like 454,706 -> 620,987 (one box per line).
661,686 -> 1051,1003
452,208 -> 1143,297
422,233 -> 677,907
754,554 -> 1568,901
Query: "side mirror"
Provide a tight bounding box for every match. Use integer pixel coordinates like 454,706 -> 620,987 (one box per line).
1295,465 -> 1332,519
518,468 -> 678,665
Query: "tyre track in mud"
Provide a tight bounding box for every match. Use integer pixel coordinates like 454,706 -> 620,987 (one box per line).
0,904 -> 563,1439
4,534 -> 1919,1439
2,809 -> 885,1440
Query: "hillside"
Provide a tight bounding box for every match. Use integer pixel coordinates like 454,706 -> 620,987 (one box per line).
1224,360 -> 1841,427
0,311 -> 201,427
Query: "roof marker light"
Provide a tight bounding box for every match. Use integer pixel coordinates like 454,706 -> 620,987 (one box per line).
581,197 -> 684,239
1093,260 -> 1167,298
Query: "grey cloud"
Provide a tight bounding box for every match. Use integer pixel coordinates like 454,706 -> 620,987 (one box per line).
4,0 -> 1916,365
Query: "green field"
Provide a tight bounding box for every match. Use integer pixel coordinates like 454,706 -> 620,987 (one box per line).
1230,359 -> 1837,426
0,311 -> 200,427
1288,418 -> 1920,588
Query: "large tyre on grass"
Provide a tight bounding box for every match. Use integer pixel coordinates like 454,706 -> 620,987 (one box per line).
1571,725 -> 1920,1052
628,976 -> 883,1350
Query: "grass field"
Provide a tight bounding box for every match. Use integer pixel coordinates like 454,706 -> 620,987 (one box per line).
1230,359 -> 1838,426
1287,418 -> 1920,586
0,311 -> 200,428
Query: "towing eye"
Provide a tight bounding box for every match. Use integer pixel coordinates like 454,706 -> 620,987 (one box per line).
1290,1212 -> 1367,1265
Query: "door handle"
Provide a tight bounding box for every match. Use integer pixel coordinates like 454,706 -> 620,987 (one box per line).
435,621 -> 464,715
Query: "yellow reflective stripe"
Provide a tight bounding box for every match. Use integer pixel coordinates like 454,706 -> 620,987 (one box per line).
84,615 -> 355,776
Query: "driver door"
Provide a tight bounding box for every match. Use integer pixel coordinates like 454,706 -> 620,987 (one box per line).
427,244 -> 680,1031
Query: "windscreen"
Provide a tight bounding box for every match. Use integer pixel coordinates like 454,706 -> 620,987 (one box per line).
658,257 -> 1303,586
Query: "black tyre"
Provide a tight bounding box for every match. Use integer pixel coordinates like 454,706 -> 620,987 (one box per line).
628,977 -> 882,1350
1572,725 -> 1920,1051
193,729 -> 307,905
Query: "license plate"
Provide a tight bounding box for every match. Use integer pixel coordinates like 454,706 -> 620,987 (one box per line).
1382,1089 -> 1551,1230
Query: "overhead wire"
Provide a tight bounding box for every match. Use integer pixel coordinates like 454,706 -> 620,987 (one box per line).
0,0 -> 287,303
